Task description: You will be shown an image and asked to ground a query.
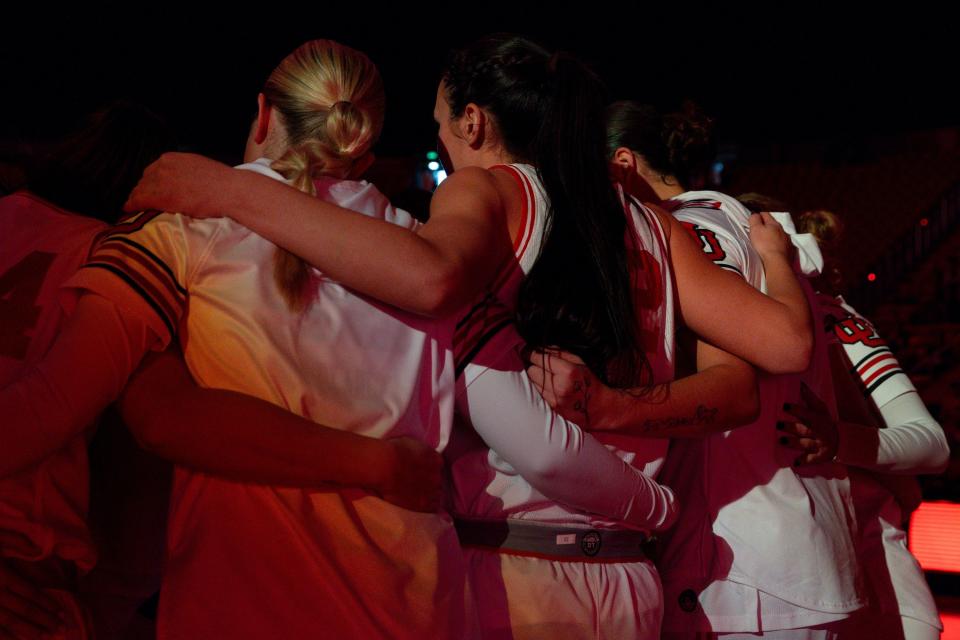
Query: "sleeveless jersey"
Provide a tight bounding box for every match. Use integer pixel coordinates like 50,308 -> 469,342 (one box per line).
658,191 -> 863,632
64,159 -> 473,639
447,164 -> 675,529
0,192 -> 105,572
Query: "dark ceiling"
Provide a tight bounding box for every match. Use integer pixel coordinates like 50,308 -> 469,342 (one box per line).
3,2 -> 955,161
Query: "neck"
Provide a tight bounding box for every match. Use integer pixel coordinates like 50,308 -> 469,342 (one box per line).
645,173 -> 684,201
654,182 -> 684,200
475,144 -> 517,170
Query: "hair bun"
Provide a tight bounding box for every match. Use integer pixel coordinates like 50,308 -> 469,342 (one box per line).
662,101 -> 714,180
326,100 -> 368,158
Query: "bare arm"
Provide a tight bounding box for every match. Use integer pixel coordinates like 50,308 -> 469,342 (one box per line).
125,153 -> 514,316
118,350 -> 442,511
661,208 -> 813,374
0,293 -> 151,477
526,339 -> 759,438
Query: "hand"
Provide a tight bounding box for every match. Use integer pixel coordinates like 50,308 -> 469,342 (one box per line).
748,211 -> 793,261
124,152 -> 235,218
0,558 -> 64,640
377,437 -> 444,513
778,382 -> 839,466
526,348 -> 600,427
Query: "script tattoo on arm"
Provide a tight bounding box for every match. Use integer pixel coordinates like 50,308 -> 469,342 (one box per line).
635,404 -> 720,436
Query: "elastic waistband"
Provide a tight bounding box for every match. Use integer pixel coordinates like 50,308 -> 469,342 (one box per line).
454,518 -> 648,561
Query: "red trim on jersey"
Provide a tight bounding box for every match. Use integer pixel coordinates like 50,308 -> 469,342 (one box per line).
487,164 -> 535,296
85,253 -> 183,330
99,240 -> 187,300
857,353 -> 897,377
513,168 -> 536,260
862,363 -> 901,386
454,294 -> 513,372
489,164 -> 530,255
89,210 -> 165,259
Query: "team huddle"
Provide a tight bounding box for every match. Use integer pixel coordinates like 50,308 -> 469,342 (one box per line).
0,35 -> 950,640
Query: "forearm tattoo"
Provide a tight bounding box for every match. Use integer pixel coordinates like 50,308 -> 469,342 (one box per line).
636,404 -> 719,435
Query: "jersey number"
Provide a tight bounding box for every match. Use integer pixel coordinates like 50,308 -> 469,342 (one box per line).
834,316 -> 885,348
0,251 -> 57,359
680,222 -> 727,262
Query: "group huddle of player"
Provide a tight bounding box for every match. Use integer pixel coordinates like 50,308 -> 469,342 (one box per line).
0,34 -> 950,640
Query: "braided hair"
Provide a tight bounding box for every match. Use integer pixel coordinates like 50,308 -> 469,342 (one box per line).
263,40 -> 385,311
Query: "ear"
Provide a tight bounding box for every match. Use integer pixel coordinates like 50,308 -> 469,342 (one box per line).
460,103 -> 487,149
609,146 -> 638,182
254,92 -> 271,145
612,147 -> 638,171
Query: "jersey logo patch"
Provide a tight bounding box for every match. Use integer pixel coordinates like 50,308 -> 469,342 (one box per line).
678,589 -> 699,613
580,531 -> 602,557
834,315 -> 885,348
680,222 -> 727,262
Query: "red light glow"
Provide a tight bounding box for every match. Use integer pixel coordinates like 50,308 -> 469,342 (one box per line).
867,273 -> 877,282
943,612 -> 960,640
920,218 -> 930,227
909,502 -> 960,573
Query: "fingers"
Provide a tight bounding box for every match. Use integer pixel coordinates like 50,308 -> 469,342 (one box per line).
758,211 -> 779,227
748,213 -> 764,228
777,431 -> 819,453
777,420 -> 814,438
550,350 -> 585,365
781,402 -> 817,426
777,421 -> 833,466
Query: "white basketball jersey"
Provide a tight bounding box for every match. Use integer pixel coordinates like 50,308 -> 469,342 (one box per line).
659,191 -> 863,632
447,165 -> 675,527
65,159 -> 473,639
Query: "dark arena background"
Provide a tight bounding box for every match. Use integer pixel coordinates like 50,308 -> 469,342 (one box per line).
2,2 -> 959,637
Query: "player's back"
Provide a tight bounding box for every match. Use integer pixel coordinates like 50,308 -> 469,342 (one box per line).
448,166 -> 675,527
658,191 -> 862,632
69,160 -> 472,639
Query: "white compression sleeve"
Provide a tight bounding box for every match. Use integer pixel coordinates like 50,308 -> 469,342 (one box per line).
457,354 -> 678,532
838,391 -> 950,474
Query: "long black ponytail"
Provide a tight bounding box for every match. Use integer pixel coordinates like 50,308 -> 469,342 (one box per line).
443,35 -> 646,386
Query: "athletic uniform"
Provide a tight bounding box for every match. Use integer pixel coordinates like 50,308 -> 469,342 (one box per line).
60,159 -> 475,639
448,164 -> 678,639
659,191 -> 864,638
0,192 -> 106,639
819,295 -> 947,640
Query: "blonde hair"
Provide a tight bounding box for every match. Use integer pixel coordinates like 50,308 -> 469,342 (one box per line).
797,209 -> 845,295
263,40 -> 385,311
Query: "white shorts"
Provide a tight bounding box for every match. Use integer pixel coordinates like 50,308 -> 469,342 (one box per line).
663,624 -> 842,640
464,547 -> 662,639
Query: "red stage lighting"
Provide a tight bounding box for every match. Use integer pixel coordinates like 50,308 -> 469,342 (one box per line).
909,502 -> 960,573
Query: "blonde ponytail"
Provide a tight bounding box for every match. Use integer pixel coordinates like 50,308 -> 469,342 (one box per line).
259,40 -> 385,311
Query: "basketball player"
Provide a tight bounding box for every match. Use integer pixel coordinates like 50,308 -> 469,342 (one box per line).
0,102 -> 173,640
